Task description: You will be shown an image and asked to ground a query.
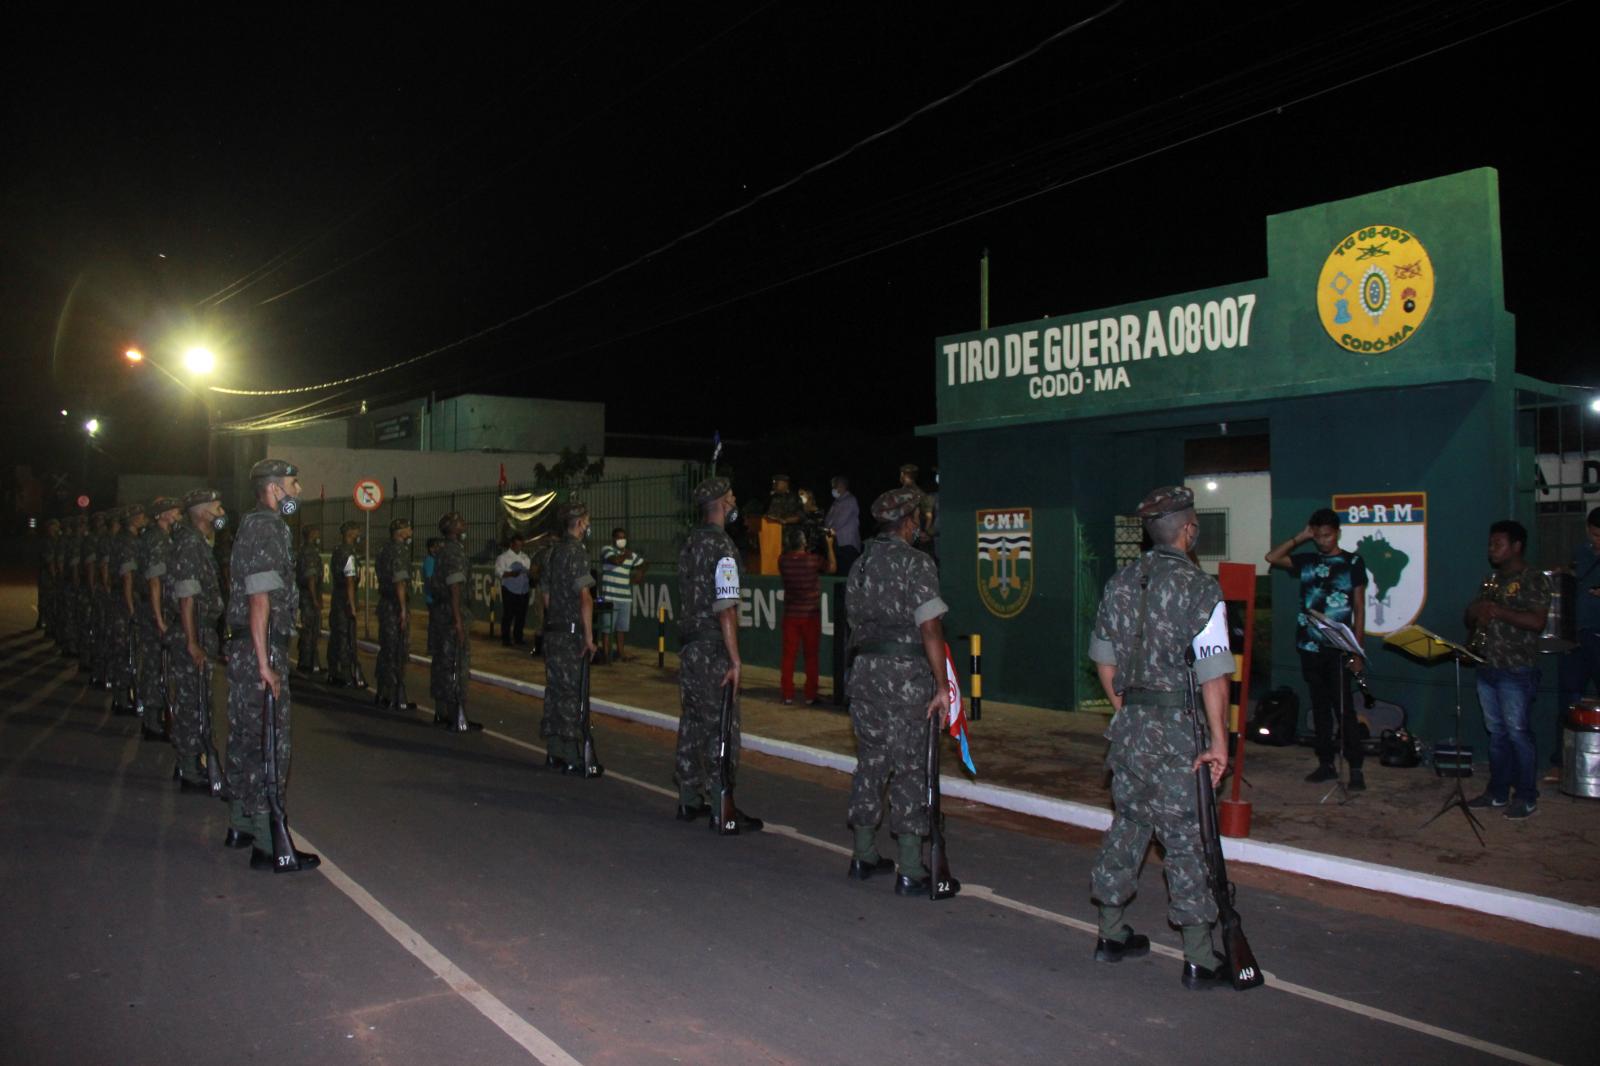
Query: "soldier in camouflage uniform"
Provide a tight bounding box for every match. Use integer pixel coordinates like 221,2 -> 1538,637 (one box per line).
843,486 -> 951,894
296,526 -> 323,675
82,512 -> 106,683
62,514 -> 86,660
109,505 -> 147,715
139,498 -> 182,741
1087,486 -> 1234,989
326,520 -> 364,687
224,459 -> 319,871
96,511 -> 125,688
167,489 -> 227,790
428,511 -> 480,731
38,518 -> 62,638
375,517 -> 415,709
539,502 -> 596,770
673,477 -> 762,830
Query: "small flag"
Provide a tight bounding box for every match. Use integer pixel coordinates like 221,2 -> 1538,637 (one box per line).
943,643 -> 977,775
711,431 -> 722,466
498,462 -> 507,491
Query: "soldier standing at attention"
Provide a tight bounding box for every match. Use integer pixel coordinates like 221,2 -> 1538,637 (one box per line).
224,459 -> 318,871
168,489 -> 226,791
375,517 -> 415,710
428,512 -> 480,731
110,506 -> 147,715
539,502 -> 596,771
64,514 -> 87,658
140,499 -> 182,741
674,477 -> 762,830
843,487 -> 950,892
41,518 -> 62,642
326,521 -> 363,687
1087,486 -> 1233,989
296,526 -> 323,676
84,512 -> 108,685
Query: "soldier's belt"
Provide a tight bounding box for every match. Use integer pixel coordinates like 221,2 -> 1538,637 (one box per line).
1121,688 -> 1188,708
678,625 -> 722,645
853,640 -> 925,660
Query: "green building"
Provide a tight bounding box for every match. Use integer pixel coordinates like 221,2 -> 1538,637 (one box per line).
922,168 -> 1587,758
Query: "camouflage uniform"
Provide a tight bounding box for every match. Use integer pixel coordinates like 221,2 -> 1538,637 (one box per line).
136,517 -> 174,714
326,536 -> 360,684
375,530 -> 412,705
225,504 -> 298,839
37,522 -> 60,636
108,512 -> 141,707
296,538 -> 322,673
674,497 -> 743,802
845,517 -> 947,854
83,516 -> 106,681
540,526 -> 594,760
65,523 -> 86,658
427,534 -> 470,711
1086,487 -> 1233,962
168,518 -> 223,783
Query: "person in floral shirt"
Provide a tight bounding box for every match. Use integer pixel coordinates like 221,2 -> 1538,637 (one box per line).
1267,508 -> 1369,789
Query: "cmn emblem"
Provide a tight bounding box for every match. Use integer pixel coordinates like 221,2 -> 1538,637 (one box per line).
976,508 -> 1034,619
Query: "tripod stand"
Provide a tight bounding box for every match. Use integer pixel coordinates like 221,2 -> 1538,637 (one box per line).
1418,648 -> 1486,846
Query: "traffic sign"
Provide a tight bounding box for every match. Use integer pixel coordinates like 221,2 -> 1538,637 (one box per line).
76,495 -> 90,510
353,479 -> 384,511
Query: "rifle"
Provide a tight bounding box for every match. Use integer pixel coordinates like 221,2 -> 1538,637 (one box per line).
576,654 -> 604,778
715,682 -> 739,834
925,713 -> 960,900
200,656 -> 224,797
262,650 -> 303,871
1184,650 -> 1265,990
448,642 -> 482,732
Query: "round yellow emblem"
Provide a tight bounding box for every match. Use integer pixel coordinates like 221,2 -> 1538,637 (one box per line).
1316,225 -> 1434,354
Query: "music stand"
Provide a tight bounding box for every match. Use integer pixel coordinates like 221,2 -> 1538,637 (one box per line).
1384,625 -> 1487,847
1307,610 -> 1365,806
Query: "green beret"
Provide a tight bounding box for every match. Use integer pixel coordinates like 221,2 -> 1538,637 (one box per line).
871,486 -> 924,523
149,497 -> 181,517
181,488 -> 220,511
248,458 -> 299,479
389,517 -> 412,533
558,500 -> 589,524
1137,485 -> 1196,520
339,520 -> 362,535
693,476 -> 731,504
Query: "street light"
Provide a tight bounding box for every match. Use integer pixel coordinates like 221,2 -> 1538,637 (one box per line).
84,418 -> 101,436
124,348 -> 144,364
184,346 -> 216,375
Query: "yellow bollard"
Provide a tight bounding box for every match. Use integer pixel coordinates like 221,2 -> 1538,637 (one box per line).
969,633 -> 982,721
657,604 -> 666,669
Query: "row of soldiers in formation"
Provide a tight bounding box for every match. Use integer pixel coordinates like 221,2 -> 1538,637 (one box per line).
33,465 -> 1232,984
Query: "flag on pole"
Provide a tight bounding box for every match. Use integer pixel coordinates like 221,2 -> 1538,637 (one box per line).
498,462 -> 507,491
943,643 -> 977,775
711,430 -> 722,466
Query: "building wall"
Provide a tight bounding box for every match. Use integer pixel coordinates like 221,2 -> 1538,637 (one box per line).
1185,471 -> 1272,576
430,395 -> 603,454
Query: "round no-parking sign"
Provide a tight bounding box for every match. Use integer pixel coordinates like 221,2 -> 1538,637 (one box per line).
353,479 -> 384,511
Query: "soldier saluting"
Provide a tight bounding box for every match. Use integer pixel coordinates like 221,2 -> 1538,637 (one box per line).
539,501 -> 596,771
223,459 -> 318,871
1087,486 -> 1233,988
673,477 -> 761,830
844,486 -> 950,894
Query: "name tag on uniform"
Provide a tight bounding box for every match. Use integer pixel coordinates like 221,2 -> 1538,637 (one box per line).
714,556 -> 739,600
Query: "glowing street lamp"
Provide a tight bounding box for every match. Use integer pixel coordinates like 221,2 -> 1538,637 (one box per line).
183,346 -> 216,375
124,347 -> 144,364
84,418 -> 101,436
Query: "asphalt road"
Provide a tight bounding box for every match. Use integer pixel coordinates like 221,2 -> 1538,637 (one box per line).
2,617 -> 1596,1066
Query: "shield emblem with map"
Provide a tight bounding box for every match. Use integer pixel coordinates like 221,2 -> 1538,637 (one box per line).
1332,492 -> 1426,635
977,508 -> 1034,618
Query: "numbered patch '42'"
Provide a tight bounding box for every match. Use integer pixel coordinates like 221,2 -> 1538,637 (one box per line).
976,508 -> 1033,619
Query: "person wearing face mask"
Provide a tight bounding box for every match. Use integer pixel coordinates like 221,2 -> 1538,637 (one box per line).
138,498 -> 182,741
825,476 -> 862,574
224,458 -> 318,871
166,488 -> 227,791
326,521 -> 366,688
296,526 -> 324,676
376,517 -> 415,710
539,502 -> 598,771
429,511 -> 480,732
600,527 -> 646,662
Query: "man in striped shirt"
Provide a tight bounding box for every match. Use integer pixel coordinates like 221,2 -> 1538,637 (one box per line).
779,524 -> 837,704
600,528 -> 646,661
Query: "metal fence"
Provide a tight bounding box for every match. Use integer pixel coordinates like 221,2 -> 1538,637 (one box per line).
293,463 -> 707,572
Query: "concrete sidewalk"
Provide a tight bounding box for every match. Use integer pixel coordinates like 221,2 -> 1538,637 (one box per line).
361,613 -> 1600,923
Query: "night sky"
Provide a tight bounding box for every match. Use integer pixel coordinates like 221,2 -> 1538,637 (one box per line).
2,2 -> 1590,510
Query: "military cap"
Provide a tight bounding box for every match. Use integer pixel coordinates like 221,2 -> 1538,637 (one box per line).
339,520 -> 362,535
899,463 -> 919,476
248,458 -> 299,479
692,476 -> 731,504
1136,485 -> 1196,520
122,502 -> 146,520
389,517 -> 412,533
771,473 -> 790,483
871,486 -> 924,523
301,525 -> 321,540
181,488 -> 220,511
45,517 -> 61,529
558,500 -> 589,524
437,511 -> 463,534
149,496 -> 181,517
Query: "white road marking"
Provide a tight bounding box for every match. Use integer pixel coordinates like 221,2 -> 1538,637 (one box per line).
359,688 -> 1560,1066
297,832 -> 583,1066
